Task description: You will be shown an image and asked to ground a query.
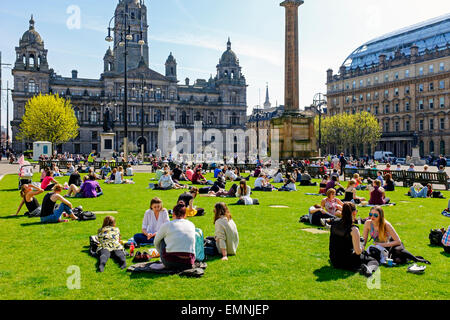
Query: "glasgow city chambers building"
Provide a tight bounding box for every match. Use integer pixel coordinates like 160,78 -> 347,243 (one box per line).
326,14 -> 450,158
10,0 -> 248,155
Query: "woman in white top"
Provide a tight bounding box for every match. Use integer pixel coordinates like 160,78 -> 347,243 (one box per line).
154,203 -> 196,270
205,202 -> 239,261
134,197 -> 170,245
237,179 -> 254,205
157,170 -> 185,190
272,169 -> 284,183
115,166 -> 134,184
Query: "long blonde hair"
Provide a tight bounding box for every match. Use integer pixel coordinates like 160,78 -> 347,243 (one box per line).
372,206 -> 388,242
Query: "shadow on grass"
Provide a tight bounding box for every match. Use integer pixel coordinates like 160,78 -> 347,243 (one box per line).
313,265 -> 355,282
440,251 -> 450,258
0,215 -> 24,220
0,188 -> 20,192
20,221 -> 44,227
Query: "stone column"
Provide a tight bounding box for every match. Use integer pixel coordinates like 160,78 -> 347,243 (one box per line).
280,0 -> 304,112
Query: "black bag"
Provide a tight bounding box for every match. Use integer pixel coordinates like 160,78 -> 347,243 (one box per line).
89,235 -> 100,257
75,209 -> 97,221
299,214 -> 309,223
432,191 -> 445,199
429,229 -> 444,246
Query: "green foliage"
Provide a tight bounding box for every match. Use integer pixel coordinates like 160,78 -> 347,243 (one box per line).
316,112 -> 381,151
17,94 -> 79,145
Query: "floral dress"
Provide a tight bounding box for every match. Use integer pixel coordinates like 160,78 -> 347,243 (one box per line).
97,226 -> 123,253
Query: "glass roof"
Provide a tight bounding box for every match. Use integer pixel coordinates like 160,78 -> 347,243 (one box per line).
342,13 -> 450,70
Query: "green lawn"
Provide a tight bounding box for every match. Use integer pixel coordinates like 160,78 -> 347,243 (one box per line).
0,172 -> 448,300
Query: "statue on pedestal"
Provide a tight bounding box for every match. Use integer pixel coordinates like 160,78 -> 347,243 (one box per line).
103,107 -> 115,133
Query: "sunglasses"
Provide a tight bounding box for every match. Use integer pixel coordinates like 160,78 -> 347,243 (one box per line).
369,213 -> 379,218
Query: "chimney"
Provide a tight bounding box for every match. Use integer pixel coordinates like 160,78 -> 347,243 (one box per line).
72,70 -> 78,79
185,77 -> 190,86
326,69 -> 333,82
378,54 -> 386,69
339,65 -> 346,76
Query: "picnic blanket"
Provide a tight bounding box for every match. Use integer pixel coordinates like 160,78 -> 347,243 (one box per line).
305,193 -> 324,196
127,261 -> 207,278
358,203 -> 396,207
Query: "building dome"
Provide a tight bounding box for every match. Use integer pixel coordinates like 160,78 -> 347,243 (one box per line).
220,38 -> 238,64
20,15 -> 43,46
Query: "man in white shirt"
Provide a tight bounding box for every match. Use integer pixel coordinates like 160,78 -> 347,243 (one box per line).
225,168 -> 237,181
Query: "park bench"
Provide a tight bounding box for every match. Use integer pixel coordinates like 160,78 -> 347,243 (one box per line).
305,166 -> 327,178
403,171 -> 449,190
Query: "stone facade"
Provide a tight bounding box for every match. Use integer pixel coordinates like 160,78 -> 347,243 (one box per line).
11,0 -> 247,155
326,15 -> 450,158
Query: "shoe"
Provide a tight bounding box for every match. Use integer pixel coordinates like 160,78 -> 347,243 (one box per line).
359,264 -> 373,277
320,218 -> 327,227
324,223 -> 331,230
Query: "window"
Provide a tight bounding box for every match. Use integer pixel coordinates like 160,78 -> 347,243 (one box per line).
352,95 -> 356,102
384,90 -> 389,98
429,98 -> 434,109
405,101 -> 410,111
374,92 -> 379,100
352,81 -> 356,89
429,65 -> 434,73
419,120 -> 424,131
419,67 -> 424,75
90,110 -> 97,123
395,103 -> 399,113
440,97 -> 445,108
395,121 -> 399,132
375,106 -> 379,115
394,88 -> 399,96
346,82 -> 350,89
439,62 -> 445,71
395,72 -> 399,80
384,74 -> 389,82
359,94 -> 363,102
384,122 -> 389,132
405,120 -> 410,131
385,105 -> 389,114
405,69 -> 410,78
429,141 -> 434,153
367,78 -> 371,86
429,119 -> 434,131
28,80 -> 36,93
92,131 -> 98,140
405,86 -> 410,95
180,111 -> 187,124
374,76 -> 379,84
440,140 -> 446,155
429,82 -> 434,91
440,118 -> 445,130
367,93 -> 371,100
359,80 -> 363,87
346,96 -> 350,104
419,100 -> 424,110
439,80 -> 445,89
419,84 -> 424,92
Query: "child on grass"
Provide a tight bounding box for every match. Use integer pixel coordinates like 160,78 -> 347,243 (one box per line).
97,216 -> 126,272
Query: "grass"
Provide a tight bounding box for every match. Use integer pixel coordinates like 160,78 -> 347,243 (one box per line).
0,172 -> 449,300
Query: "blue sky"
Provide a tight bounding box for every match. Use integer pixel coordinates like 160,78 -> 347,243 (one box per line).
1,0 -> 449,130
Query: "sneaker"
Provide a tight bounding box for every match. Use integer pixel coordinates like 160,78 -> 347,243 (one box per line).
359,264 -> 373,277
320,218 -> 327,227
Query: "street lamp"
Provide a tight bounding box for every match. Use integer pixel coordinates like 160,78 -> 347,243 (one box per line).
0,59 -> 12,153
312,93 -> 327,158
132,74 -> 149,159
105,3 -> 144,160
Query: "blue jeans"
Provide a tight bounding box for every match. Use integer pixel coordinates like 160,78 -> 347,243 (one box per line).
134,233 -> 155,245
40,203 -> 73,223
410,186 -> 428,198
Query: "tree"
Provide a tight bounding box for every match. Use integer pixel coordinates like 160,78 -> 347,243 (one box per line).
17,94 -> 79,146
316,112 -> 381,155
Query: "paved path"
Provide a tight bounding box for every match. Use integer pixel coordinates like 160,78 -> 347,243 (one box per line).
0,161 -> 19,181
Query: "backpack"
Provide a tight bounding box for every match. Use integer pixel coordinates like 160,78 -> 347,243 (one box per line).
74,208 -> 96,221
429,229 -> 444,246
89,235 -> 100,257
195,228 -> 205,262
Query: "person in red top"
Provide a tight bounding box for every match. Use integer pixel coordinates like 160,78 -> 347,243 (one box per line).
185,166 -> 194,181
192,168 -> 208,185
41,170 -> 58,191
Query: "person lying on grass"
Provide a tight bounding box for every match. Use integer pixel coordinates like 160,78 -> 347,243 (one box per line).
133,197 -> 170,246
204,202 -> 239,261
329,202 -> 379,278
97,215 -> 126,272
362,206 -> 430,265
154,203 -> 196,271
409,183 -> 432,198
40,184 -> 77,223
15,184 -> 44,216
321,188 -> 343,218
65,174 -> 103,198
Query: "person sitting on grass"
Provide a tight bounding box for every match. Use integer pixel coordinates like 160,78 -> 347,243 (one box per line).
65,174 -> 103,198
236,179 -> 255,205
353,173 -> 366,190
342,179 -> 366,204
318,174 -> 329,195
15,184 -> 44,217
299,170 -> 317,186
105,168 -> 117,184
65,163 -> 75,176
362,206 -> 430,265
154,203 -> 196,271
191,168 -> 210,185
115,166 -> 134,184
308,204 -> 339,228
368,180 -> 390,205
442,225 -> 450,253
383,173 -> 395,192
134,197 -> 170,246
326,175 -> 345,195
253,173 -> 275,191
329,202 -> 380,277
41,169 -> 58,191
100,163 -> 111,180
185,166 -> 194,181
97,216 -> 126,272
204,202 -> 239,261
321,188 -> 344,218
156,169 -> 186,190
278,173 -> 297,191
172,164 -> 187,183
272,169 -> 284,183
409,183 -> 432,198
125,164 -> 134,177
40,184 -> 77,223
178,187 -> 205,216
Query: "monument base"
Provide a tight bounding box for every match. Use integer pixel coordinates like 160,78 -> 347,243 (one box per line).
270,112 -> 318,160
410,147 -> 425,166
100,133 -> 116,160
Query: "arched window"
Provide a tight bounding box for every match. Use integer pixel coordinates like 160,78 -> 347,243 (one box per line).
181,111 -> 187,124
108,62 -> 113,71
29,54 -> 35,68
28,80 -> 36,93
440,140 -> 445,156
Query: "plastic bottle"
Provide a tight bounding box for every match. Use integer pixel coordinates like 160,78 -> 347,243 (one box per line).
130,243 -> 135,256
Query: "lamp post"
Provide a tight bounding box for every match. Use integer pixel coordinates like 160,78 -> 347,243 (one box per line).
105,3 -> 145,160
0,57 -> 12,152
255,104 -> 261,162
132,74 -> 148,160
1,80 -> 12,153
312,93 -> 327,158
